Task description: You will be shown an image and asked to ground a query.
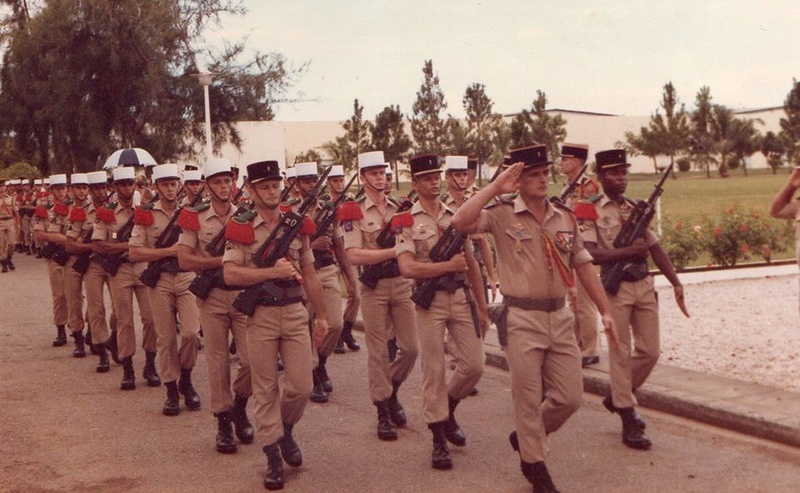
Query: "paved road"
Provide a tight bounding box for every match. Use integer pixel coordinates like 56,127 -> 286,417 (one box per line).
2,254 -> 800,492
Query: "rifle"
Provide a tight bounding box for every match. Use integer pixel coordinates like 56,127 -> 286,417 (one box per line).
552,161 -> 590,206
358,190 -> 417,289
188,202 -> 254,300
232,166 -> 332,316
311,173 -> 358,241
71,227 -> 95,275
600,162 -> 673,294
98,195 -> 159,276
139,193 -> 204,288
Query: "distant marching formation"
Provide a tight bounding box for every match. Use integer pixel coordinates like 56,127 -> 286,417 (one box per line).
0,143 -> 690,493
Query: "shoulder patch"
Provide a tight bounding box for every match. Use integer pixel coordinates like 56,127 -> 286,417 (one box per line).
574,201 -> 598,221
133,206 -> 155,226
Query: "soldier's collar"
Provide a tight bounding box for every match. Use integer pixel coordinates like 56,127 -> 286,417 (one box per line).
513,195 -> 555,220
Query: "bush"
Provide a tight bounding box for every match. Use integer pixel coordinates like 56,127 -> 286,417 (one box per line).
676,157 -> 691,173
702,205 -> 792,266
660,217 -> 704,271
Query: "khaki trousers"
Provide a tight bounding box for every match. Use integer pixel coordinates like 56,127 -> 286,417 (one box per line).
341,272 -> 360,325
0,218 -> 14,260
148,271 -> 200,383
311,264 -> 344,360
21,215 -> 32,247
83,260 -> 112,344
573,271 -> 601,358
504,305 -> 582,463
198,288 -> 251,414
63,256 -> 85,334
247,302 -> 313,446
46,258 -> 68,327
607,277 -> 660,409
109,262 -> 156,359
360,276 -> 418,402
417,289 -> 484,424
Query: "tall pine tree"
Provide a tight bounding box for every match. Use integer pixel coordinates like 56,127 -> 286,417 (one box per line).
410,60 -> 447,155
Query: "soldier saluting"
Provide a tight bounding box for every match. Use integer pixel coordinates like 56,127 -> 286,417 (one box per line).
452,145 -> 618,493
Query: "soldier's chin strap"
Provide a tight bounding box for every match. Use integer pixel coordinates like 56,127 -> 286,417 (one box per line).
363,173 -> 385,194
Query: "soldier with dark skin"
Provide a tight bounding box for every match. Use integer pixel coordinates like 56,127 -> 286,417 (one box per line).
452,145 -> 618,493
578,149 -> 685,451
223,160 -> 330,491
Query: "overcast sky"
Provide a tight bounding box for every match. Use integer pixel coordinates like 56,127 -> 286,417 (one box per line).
204,0 -> 800,122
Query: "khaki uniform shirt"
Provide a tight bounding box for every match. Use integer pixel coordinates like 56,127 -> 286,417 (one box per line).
395,200 -> 453,263
129,202 -> 175,249
222,213 -> 314,271
343,195 -> 401,251
578,194 -> 659,250
475,195 -> 591,300
91,203 -> 133,242
0,194 -> 17,220
178,203 -> 236,259
560,176 -> 600,209
65,198 -> 95,241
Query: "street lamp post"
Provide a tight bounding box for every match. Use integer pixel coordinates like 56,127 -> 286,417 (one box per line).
196,72 -> 214,160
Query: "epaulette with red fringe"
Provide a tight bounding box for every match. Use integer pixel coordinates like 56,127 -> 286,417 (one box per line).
34,205 -> 50,219
53,201 -> 70,216
134,205 -> 155,226
97,203 -> 117,224
177,207 -> 200,231
69,206 -> 87,223
224,209 -> 257,244
574,201 -> 598,221
300,215 -> 316,236
390,211 -> 414,233
337,200 -> 363,221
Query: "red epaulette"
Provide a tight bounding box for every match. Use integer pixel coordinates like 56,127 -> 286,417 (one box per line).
336,200 -> 363,221
133,206 -> 155,226
96,205 -> 117,224
300,216 -> 316,236
574,201 -> 598,221
53,201 -> 70,216
390,211 -> 414,232
224,216 -> 255,244
278,204 -> 293,213
69,207 -> 87,223
177,207 -> 200,231
34,206 -> 49,219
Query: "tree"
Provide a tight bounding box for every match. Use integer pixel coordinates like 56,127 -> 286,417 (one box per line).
690,86 -> 718,178
724,117 -> 762,176
509,91 -> 567,180
779,79 -> 800,167
293,149 -> 322,164
649,82 -> 691,171
462,83 -> 503,182
761,131 -> 785,174
323,99 -> 372,174
618,127 -> 662,173
0,0 -> 306,174
410,60 -> 448,154
371,105 -> 412,189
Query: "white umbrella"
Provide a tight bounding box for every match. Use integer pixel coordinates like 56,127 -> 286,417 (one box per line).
103,148 -> 157,169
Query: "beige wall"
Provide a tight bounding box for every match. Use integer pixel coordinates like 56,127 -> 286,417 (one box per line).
210,107 -> 784,176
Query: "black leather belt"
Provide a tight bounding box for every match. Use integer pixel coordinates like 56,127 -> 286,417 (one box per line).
256,296 -> 303,307
503,296 -> 565,313
314,256 -> 337,270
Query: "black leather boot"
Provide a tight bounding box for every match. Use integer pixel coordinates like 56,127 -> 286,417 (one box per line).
387,380 -> 407,427
602,395 -> 646,429
521,460 -> 560,493
334,337 -> 346,354
428,421 -> 453,470
52,325 -> 67,347
163,381 -> 180,416
262,443 -> 284,491
374,400 -> 398,441
309,369 -> 329,403
277,422 -> 303,467
444,395 -> 466,447
231,394 -> 254,444
178,368 -> 201,410
96,344 -> 110,373
85,328 -> 97,355
1,259 -> 7,273
120,357 -> 136,390
143,351 -> 161,387
317,354 -> 332,393
71,331 -> 86,358
107,330 -> 120,364
619,407 -> 652,450
340,321 -> 360,351
215,411 -> 237,454
6,255 -> 14,271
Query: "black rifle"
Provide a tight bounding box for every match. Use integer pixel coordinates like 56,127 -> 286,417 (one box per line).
139,193 -> 204,288
98,195 -> 159,276
358,191 -> 417,289
311,173 -> 358,241
232,167 -> 331,316
71,227 -> 95,274
600,162 -> 673,294
188,203 -> 254,300
552,161 -> 590,206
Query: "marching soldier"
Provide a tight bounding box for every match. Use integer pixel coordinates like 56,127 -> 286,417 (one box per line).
62,173 -> 91,357
178,158 -> 254,453
92,166 -> 159,391
0,178 -> 19,273
129,163 -> 202,416
182,168 -> 205,205
451,145 -> 618,493
327,165 -> 361,354
577,149 -> 685,451
33,174 -> 71,346
222,160 -> 330,491
342,150 -> 419,442
560,143 -> 603,367
19,179 -> 35,255
395,154 -> 486,470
